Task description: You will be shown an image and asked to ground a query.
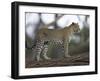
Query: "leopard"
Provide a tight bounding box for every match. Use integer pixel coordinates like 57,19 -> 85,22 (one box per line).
34,22 -> 80,61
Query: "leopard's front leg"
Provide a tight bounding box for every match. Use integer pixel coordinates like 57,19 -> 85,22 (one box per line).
64,40 -> 71,57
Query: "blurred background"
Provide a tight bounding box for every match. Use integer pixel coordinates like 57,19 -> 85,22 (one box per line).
25,12 -> 89,62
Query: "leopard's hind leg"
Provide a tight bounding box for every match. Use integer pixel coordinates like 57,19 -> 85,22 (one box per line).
42,44 -> 51,60
35,40 -> 44,61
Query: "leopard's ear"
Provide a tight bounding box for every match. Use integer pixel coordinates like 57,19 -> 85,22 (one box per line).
72,22 -> 74,25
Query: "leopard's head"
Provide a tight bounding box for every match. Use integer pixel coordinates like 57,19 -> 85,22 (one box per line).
71,22 -> 80,33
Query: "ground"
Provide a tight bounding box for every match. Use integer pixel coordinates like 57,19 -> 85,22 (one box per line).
25,52 -> 89,68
